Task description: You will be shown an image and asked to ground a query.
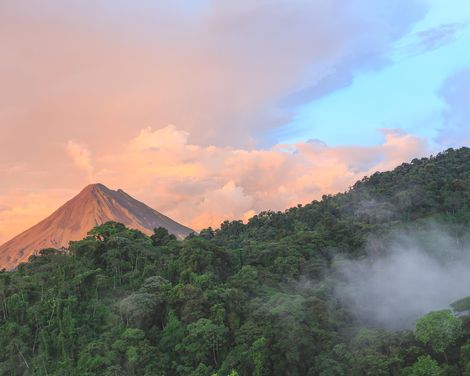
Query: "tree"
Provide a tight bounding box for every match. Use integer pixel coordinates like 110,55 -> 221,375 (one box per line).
151,227 -> 176,246
460,341 -> 470,376
177,318 -> 228,368
403,355 -> 442,376
119,292 -> 157,327
451,296 -> 470,315
415,310 -> 462,359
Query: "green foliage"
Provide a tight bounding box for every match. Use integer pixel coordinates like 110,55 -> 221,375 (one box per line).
460,341 -> 470,375
403,355 -> 442,376
451,296 -> 470,314
415,310 -> 462,354
1,147 -> 470,374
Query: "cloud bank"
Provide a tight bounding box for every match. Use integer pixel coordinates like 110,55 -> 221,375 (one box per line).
0,126 -> 427,243
93,126 -> 427,231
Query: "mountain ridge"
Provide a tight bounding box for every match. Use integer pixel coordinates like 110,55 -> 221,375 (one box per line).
0,183 -> 193,269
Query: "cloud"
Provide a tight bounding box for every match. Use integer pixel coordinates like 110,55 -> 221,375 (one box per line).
280,0 -> 427,107
90,125 -> 428,231
0,125 -> 427,242
336,225 -> 470,330
413,22 -> 468,54
189,181 -> 255,229
130,126 -> 189,152
0,0 -> 427,171
437,67 -> 470,147
66,141 -> 95,182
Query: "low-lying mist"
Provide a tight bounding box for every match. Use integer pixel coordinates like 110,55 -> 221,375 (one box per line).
335,224 -> 470,330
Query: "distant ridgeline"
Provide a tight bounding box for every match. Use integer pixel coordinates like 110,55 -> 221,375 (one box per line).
2,147 -> 470,375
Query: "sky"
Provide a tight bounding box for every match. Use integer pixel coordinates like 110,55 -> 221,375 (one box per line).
0,0 -> 469,242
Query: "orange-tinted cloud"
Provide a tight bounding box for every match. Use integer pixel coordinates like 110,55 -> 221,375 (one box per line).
90,126 -> 428,231
66,141 -> 95,182
0,125 -> 427,243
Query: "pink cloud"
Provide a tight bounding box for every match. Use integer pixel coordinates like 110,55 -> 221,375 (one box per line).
0,126 -> 427,243
88,126 -> 428,231
66,141 -> 95,182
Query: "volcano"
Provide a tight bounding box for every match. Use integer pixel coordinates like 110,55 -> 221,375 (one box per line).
0,183 -> 194,269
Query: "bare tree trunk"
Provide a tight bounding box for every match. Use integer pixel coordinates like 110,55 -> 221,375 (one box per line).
15,343 -> 29,369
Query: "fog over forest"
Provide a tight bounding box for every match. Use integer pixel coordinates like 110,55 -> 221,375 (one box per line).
336,224 -> 470,329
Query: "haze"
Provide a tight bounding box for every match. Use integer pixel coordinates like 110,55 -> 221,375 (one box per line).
336,225 -> 470,329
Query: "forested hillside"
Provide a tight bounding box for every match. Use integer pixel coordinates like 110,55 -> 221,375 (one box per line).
2,147 -> 470,375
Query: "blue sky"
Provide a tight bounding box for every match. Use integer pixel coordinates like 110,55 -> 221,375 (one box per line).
274,0 -> 470,148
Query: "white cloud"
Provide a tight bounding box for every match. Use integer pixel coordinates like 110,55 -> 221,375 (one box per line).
66,141 -> 95,182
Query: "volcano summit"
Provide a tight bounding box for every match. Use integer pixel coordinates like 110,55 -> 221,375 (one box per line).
0,184 -> 193,269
